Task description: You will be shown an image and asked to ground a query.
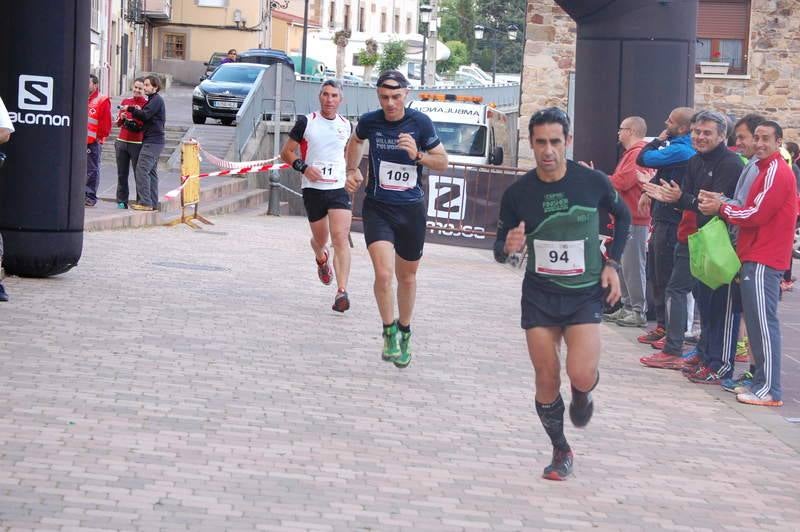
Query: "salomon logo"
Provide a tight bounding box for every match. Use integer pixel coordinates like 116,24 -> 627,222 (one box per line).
427,176 -> 466,221
18,75 -> 53,111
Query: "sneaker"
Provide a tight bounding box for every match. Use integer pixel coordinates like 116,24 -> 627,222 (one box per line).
736,392 -> 783,407
0,282 -> 8,302
688,366 -> 722,384
332,289 -> 350,313
684,334 -> 700,345
394,330 -> 413,369
661,351 -> 700,370
316,248 -> 332,286
616,311 -> 646,328
735,338 -> 749,363
381,322 -> 400,362
683,364 -> 711,379
542,448 -> 574,481
721,374 -> 753,394
780,280 -> 794,292
84,198 -> 97,207
569,391 -> 593,428
117,202 -> 128,209
640,352 -> 682,369
603,307 -> 627,323
650,338 -> 666,350
130,202 -> 154,211
638,326 -> 666,345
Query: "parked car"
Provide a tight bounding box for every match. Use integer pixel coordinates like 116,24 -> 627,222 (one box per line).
191,62 -> 270,125
237,48 -> 295,70
202,51 -> 227,79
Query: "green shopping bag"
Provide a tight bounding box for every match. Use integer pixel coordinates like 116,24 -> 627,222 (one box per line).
688,216 -> 741,289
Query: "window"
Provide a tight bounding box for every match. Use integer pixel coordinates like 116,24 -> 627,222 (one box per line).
163,33 -> 185,60
344,2 -> 350,31
380,11 -> 386,33
359,7 -> 365,32
394,13 -> 400,33
406,15 -> 412,34
329,1 -> 335,28
696,0 -> 750,74
91,0 -> 100,31
197,0 -> 227,6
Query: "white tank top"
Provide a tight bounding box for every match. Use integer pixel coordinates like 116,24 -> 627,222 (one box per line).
300,112 -> 351,190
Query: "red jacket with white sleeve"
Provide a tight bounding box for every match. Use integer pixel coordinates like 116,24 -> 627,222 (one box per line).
719,151 -> 798,271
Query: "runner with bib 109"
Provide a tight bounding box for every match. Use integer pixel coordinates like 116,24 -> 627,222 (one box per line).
494,107 -> 631,481
344,70 -> 449,369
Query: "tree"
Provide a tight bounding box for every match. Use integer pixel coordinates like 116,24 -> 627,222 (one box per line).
356,38 -> 380,83
378,39 -> 407,73
437,40 -> 470,74
438,0 -> 476,54
472,0 -> 526,74
332,29 -> 351,78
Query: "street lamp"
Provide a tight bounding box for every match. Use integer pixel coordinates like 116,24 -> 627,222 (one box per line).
474,23 -> 519,83
419,4 -> 433,87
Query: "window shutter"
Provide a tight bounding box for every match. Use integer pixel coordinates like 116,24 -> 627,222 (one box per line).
697,1 -> 749,39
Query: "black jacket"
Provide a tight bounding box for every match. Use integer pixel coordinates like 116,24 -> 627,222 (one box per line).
677,142 -> 744,229
129,92 -> 166,145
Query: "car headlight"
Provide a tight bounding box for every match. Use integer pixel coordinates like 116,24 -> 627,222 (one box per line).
193,86 -> 204,98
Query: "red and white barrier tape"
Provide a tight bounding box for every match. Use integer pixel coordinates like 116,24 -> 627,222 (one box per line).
199,144 -> 282,170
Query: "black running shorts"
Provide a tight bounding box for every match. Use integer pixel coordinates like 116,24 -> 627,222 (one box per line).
302,187 -> 352,223
362,196 -> 426,262
521,274 -> 604,330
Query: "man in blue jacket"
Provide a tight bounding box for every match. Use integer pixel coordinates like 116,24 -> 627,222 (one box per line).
635,107 -> 696,346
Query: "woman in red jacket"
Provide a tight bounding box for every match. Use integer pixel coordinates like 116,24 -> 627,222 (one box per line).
115,78 -> 147,208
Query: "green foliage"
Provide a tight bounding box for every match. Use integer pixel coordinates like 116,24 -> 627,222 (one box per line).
437,40 -> 470,74
378,39 -> 407,72
471,0 -> 526,74
438,0 -> 475,52
356,49 -> 379,67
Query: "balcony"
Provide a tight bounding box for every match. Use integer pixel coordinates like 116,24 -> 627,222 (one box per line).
142,0 -> 171,20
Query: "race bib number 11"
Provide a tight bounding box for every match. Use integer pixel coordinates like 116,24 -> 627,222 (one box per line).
533,239 -> 585,276
379,161 -> 417,191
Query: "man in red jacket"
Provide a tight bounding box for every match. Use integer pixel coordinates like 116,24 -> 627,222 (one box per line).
699,121 -> 798,406
86,74 -> 112,207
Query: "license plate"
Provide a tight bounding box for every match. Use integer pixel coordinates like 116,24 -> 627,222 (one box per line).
214,101 -> 238,109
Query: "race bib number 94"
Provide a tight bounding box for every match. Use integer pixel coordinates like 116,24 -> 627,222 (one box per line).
379,161 -> 417,191
533,239 -> 585,276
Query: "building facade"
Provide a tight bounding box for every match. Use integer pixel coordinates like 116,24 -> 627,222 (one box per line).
520,0 -> 800,168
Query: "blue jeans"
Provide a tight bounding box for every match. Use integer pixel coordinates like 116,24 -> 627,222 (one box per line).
739,262 -> 783,400
86,142 -> 101,201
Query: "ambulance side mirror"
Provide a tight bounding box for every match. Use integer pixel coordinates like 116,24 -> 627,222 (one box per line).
489,146 -> 504,165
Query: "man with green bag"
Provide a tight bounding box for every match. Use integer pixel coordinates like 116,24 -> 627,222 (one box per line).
698,121 -> 798,407
640,110 -> 743,383
687,217 -> 740,290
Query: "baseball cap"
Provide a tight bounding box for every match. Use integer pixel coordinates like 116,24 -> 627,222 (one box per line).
376,70 -> 409,89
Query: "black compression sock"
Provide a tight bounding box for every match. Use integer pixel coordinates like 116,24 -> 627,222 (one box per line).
573,371 -> 600,395
535,395 -> 570,452
749,364 -> 756,374
398,323 -> 411,333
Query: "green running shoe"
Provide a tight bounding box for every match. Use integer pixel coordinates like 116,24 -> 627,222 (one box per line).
394,330 -> 412,368
382,322 -> 400,361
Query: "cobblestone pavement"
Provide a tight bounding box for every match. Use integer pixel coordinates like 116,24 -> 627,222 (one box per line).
1,213 -> 799,531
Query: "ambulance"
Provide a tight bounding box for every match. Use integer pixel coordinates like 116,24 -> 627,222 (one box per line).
409,93 -> 516,167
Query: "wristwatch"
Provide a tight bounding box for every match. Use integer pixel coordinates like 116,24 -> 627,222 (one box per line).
414,151 -> 424,164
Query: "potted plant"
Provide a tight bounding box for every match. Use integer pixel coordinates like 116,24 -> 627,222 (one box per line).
699,51 -> 730,75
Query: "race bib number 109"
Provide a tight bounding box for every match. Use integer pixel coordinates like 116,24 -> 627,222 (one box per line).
379,161 -> 417,191
533,239 -> 585,276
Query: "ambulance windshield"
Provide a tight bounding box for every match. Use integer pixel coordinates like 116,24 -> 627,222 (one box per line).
434,123 -> 487,157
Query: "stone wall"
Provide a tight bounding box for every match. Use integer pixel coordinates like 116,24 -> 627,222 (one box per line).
519,0 -> 800,166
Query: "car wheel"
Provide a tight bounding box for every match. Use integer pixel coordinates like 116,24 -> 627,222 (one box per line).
220,118 -> 234,126
192,113 -> 206,125
794,222 -> 800,260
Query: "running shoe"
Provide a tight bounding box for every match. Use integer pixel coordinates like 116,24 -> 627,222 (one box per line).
603,307 -> 626,323
638,326 -> 666,345
542,448 -> 574,481
688,366 -> 722,384
735,338 -> 749,363
394,330 -> 412,368
640,352 -> 682,369
117,202 -> 128,209
661,351 -> 700,370
780,280 -> 794,292
683,364 -> 711,379
569,390 -> 593,428
332,289 -> 350,313
736,392 -> 783,407
617,311 -> 646,328
650,338 -> 666,350
381,322 -> 400,362
720,371 -> 754,393
316,248 -> 332,285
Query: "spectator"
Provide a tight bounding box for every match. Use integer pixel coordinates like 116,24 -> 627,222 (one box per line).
128,75 -> 166,211
115,77 -> 147,209
635,107 -> 696,345
640,110 -> 744,385
220,49 -> 237,64
781,140 -> 800,291
590,116 -> 653,327
86,74 -> 112,207
0,95 -> 14,302
700,121 -> 798,406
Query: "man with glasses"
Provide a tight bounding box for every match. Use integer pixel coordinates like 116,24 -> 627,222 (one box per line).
344,70 -> 448,368
281,80 -> 354,312
495,107 -> 631,480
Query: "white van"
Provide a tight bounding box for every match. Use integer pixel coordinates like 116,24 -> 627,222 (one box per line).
409,94 -> 514,166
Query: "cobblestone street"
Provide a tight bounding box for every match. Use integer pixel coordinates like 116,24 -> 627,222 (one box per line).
1,213 -> 799,531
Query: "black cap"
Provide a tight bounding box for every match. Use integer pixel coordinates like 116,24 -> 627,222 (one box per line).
376,70 -> 409,89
